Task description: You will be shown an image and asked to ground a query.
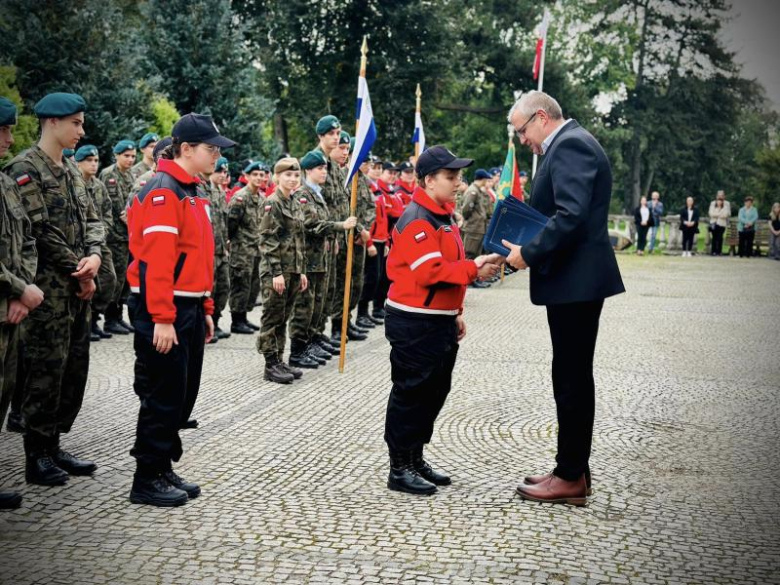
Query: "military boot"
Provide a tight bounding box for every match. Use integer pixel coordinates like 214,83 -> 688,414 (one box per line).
90,321 -> 101,342
54,449 -> 97,476
412,446 -> 451,485
347,322 -> 368,341
24,435 -> 68,486
230,312 -> 254,334
279,354 -> 303,379
307,341 -> 332,361
104,319 -> 130,335
356,314 -> 376,329
92,314 -> 112,339
163,469 -> 200,499
387,450 -> 437,495
315,334 -> 339,355
264,355 -> 294,384
0,489 -> 22,510
129,473 -> 188,507
350,319 -> 370,334
289,339 -> 319,369
330,319 -> 346,346
304,344 -> 327,365
213,318 -> 231,339
6,411 -> 24,433
371,307 -> 386,321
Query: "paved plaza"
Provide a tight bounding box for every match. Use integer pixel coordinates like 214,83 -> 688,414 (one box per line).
1,255 -> 779,585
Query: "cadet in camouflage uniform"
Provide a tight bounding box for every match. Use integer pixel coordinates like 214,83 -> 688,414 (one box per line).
4,92 -> 104,486
256,157 -> 308,384
127,136 -> 172,209
289,151 -> 357,366
460,169 -> 491,288
75,145 -> 117,342
99,139 -> 136,334
351,151 -> 378,331
227,160 -> 264,334
202,157 -> 230,340
130,132 -> 159,180
0,98 -> 42,509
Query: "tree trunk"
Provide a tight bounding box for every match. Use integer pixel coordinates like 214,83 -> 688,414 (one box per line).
273,113 -> 288,154
642,165 -> 655,199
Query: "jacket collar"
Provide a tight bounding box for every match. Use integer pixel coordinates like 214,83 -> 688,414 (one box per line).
542,119 -> 580,155
412,187 -> 455,216
157,159 -> 200,185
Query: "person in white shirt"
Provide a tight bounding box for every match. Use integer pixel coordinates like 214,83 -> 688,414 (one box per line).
633,196 -> 653,256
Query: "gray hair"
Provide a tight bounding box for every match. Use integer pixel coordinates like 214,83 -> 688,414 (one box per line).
507,90 -> 563,122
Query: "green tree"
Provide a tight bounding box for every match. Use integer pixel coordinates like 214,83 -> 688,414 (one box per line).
0,66 -> 37,161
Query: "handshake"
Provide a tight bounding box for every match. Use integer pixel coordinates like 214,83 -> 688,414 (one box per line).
473,253 -> 505,281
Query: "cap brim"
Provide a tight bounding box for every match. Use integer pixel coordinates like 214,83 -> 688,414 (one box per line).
442,157 -> 474,170
204,135 -> 237,149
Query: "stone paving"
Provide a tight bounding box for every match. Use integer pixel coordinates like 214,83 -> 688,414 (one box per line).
1,255 -> 779,585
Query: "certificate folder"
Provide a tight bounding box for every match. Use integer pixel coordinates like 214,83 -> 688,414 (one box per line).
482,198 -> 549,256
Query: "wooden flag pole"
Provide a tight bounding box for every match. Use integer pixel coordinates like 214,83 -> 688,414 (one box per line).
339,36 -> 368,373
414,84 -> 421,162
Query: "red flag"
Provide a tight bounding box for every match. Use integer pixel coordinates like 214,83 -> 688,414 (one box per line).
532,10 -> 551,81
533,38 -> 544,81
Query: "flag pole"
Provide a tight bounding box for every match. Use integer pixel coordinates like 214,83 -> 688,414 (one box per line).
531,16 -> 548,180
500,125 -> 514,284
339,36 -> 368,373
414,84 -> 421,161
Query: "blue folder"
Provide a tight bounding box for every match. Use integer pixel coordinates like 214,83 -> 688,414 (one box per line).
482,198 -> 549,256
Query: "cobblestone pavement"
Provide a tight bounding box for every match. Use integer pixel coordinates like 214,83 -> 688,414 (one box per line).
1,255 -> 779,585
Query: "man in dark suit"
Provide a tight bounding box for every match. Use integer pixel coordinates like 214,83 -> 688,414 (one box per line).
503,91 -> 625,506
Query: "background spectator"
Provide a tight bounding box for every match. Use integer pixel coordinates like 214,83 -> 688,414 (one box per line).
737,196 -> 759,258
769,202 -> 780,260
680,196 -> 699,257
708,190 -> 731,256
647,191 -> 664,253
634,196 -> 653,256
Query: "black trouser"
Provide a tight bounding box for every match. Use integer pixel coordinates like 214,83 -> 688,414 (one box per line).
636,225 -> 649,251
738,230 -> 755,257
373,242 -> 391,311
384,309 -> 459,452
681,227 -> 696,252
546,300 -> 604,481
360,241 -> 383,314
711,225 -> 725,255
128,294 -> 205,476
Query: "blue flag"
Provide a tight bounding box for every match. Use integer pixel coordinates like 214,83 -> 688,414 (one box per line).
345,76 -> 378,187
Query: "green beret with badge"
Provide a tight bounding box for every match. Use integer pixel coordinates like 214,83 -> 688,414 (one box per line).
243,160 -> 266,174
214,156 -> 229,173
113,139 -> 136,155
300,150 -> 328,170
138,132 -> 160,149
33,92 -> 87,118
339,130 -> 351,145
0,97 -> 17,126
74,144 -> 99,162
315,115 -> 341,135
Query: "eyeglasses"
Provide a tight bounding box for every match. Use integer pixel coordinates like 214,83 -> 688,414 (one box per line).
199,144 -> 221,155
514,112 -> 537,138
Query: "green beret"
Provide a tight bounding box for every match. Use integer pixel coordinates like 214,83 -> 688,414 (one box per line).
74,145 -> 99,162
243,160 -> 266,174
63,148 -> 75,158
138,132 -> 160,149
113,139 -> 136,155
339,130 -> 351,145
316,115 -> 341,135
0,98 -> 17,127
214,156 -> 229,173
349,137 -> 356,154
33,92 -> 86,119
300,150 -> 328,170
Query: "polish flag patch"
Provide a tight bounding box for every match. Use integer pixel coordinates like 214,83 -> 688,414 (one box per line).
414,231 -> 428,243
299,198 -> 308,204
140,181 -> 147,187
15,174 -> 31,186
152,195 -> 165,206
264,205 -> 272,212
108,178 -> 116,185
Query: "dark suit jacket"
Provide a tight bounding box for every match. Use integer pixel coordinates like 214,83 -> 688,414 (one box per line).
522,120 -> 625,305
634,206 -> 655,228
679,208 -> 700,232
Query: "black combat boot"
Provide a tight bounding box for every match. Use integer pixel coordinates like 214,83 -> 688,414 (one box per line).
307,341 -> 332,361
130,472 -> 189,507
163,468 -> 201,499
103,319 -> 130,335
213,318 -> 231,339
347,322 -> 368,341
53,447 -> 97,476
0,489 -> 22,510
412,446 -> 451,486
316,334 -> 339,355
94,313 -> 112,339
231,312 -> 254,334
279,354 -> 303,379
387,450 -> 437,495
350,319 -> 370,334
330,319 -> 346,346
371,307 -> 386,321
289,339 -> 319,369
90,320 -> 101,342
24,435 -> 68,486
264,355 -> 294,384
6,411 -> 24,433
356,313 -> 376,329
304,344 -> 327,365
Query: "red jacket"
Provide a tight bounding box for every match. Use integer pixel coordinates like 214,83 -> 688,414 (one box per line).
127,159 -> 215,323
386,187 -> 477,316
394,180 -> 415,207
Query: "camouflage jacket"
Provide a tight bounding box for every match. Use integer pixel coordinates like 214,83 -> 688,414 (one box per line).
258,188 -> 306,277
129,168 -> 155,208
201,180 -> 229,257
355,173 -> 376,240
314,146 -> 349,242
0,173 -> 37,323
461,183 -> 489,234
4,146 -> 104,302
297,181 -> 341,273
130,159 -> 152,181
84,176 -> 114,232
227,185 -> 263,259
98,163 -> 134,243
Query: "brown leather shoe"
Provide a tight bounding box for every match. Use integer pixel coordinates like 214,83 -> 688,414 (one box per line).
516,474 -> 588,506
524,471 -> 593,496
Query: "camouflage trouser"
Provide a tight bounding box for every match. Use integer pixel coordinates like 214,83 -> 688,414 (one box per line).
350,244 -> 367,313
329,238 -> 348,318
462,232 -> 485,260
91,246 -> 117,315
229,254 -> 259,313
212,253 -> 230,322
289,271 -> 327,342
256,273 -> 301,359
317,244 -> 339,335
106,239 -> 129,320
21,296 -> 90,439
0,323 -> 20,426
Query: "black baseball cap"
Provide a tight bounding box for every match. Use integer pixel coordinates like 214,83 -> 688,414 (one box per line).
415,145 -> 473,178
398,161 -> 414,173
172,113 -> 236,149
382,162 -> 399,172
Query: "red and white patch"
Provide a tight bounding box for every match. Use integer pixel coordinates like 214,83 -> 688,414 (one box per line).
264,205 -> 272,212
15,174 -> 31,186
299,198 -> 308,204
140,181 -> 147,186
235,196 -> 243,201
414,231 -> 428,243
108,178 -> 116,185
152,195 -> 165,206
